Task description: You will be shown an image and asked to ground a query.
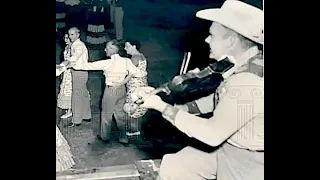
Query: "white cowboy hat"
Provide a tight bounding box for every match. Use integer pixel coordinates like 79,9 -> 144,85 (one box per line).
196,0 -> 263,45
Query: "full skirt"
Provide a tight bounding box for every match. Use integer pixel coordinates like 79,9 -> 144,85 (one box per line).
56,126 -> 75,172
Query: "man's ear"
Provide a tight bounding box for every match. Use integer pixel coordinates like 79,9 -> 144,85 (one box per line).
227,34 -> 237,48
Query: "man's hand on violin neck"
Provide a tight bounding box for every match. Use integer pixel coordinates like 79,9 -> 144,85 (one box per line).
132,86 -> 167,112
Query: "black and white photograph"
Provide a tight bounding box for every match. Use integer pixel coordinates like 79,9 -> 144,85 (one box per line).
55,0 -> 264,179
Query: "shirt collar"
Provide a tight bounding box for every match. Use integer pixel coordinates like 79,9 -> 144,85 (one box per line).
110,54 -> 121,59
72,38 -> 80,44
236,46 -> 259,68
234,46 -> 263,74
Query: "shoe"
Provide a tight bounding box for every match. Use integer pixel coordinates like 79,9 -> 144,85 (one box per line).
119,137 -> 129,145
61,111 -> 73,119
66,122 -> 81,127
97,135 -> 110,143
83,118 -> 91,122
126,131 -> 141,136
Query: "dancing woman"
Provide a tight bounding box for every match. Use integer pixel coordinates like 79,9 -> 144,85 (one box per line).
56,66 -> 75,172
57,34 -> 73,119
56,126 -> 75,172
121,39 -> 148,136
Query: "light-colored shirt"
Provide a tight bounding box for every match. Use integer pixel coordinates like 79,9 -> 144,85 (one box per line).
174,73 -> 264,151
56,68 -> 62,76
194,94 -> 214,114
170,46 -> 264,151
74,54 -> 147,86
68,39 -> 89,70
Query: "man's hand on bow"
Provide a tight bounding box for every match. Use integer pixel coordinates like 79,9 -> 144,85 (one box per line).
133,87 -> 167,113
188,68 -> 200,74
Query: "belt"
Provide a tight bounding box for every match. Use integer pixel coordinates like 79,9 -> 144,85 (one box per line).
71,69 -> 87,72
106,85 -> 124,88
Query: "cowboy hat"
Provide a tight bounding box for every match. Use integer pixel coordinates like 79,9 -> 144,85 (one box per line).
196,0 -> 263,45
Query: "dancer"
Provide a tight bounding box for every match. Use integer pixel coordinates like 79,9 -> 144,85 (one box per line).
56,126 -> 75,172
121,39 -> 148,136
56,66 -> 75,172
69,39 -> 147,144
57,34 -> 73,119
64,27 -> 92,127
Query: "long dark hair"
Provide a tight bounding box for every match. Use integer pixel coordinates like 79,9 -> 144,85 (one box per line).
116,38 -> 142,59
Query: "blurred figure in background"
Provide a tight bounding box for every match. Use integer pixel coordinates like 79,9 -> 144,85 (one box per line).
108,0 -> 124,39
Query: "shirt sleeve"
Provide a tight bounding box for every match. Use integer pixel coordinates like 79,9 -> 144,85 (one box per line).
56,66 -> 66,76
76,59 -> 113,71
173,73 -> 263,147
68,43 -> 84,62
126,59 -> 147,77
56,69 -> 61,76
194,93 -> 214,114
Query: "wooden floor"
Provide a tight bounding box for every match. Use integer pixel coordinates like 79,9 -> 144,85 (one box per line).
56,160 -> 161,180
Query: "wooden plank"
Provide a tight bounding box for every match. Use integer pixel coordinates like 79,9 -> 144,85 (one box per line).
56,160 -> 162,180
56,164 -> 140,180
135,159 -> 161,172
135,159 -> 161,180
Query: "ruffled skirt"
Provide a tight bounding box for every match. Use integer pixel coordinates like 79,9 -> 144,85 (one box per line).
57,69 -> 72,109
56,126 -> 75,172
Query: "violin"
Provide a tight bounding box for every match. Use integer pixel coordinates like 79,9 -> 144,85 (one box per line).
136,57 -> 236,105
